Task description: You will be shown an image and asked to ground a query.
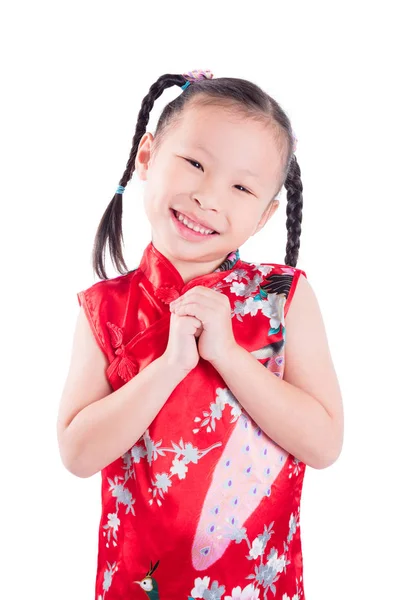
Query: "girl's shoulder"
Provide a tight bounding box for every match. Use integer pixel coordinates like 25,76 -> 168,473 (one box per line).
245,259 -> 307,278
77,268 -> 142,310
78,267 -> 139,295
238,258 -> 308,320
76,269 -> 140,363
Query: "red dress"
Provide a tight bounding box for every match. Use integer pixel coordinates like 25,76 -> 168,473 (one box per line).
77,241 -> 308,600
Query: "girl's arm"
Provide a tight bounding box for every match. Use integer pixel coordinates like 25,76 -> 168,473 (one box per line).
210,274 -> 344,469
57,307 -> 188,478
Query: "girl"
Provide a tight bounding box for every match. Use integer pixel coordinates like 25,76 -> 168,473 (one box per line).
57,69 -> 344,599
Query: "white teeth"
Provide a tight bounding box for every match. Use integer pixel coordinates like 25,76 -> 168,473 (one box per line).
175,211 -> 215,235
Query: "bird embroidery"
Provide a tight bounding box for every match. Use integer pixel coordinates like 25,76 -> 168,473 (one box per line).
134,560 -> 160,598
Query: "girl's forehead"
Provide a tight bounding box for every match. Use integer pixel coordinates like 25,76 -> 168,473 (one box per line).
179,103 -> 262,133
171,105 -> 278,151
170,114 -> 282,168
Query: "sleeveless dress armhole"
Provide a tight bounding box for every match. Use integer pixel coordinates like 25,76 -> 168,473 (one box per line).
77,289 -> 110,362
284,268 -> 308,320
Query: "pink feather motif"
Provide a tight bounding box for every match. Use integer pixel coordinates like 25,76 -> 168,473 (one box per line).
191,412 -> 288,570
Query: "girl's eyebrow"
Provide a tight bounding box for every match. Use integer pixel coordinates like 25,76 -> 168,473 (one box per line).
187,142 -> 261,180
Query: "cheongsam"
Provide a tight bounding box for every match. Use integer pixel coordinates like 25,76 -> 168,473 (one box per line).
77,240 -> 308,600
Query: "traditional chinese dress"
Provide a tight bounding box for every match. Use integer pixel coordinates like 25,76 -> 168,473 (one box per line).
77,240 -> 308,600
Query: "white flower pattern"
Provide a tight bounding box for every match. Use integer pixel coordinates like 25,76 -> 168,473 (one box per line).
96,260 -> 306,598
188,508 -> 302,599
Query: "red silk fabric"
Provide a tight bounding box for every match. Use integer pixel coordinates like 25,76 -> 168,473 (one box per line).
77,241 -> 308,600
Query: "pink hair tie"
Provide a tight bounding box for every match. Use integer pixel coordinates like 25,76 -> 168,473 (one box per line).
181,69 -> 214,90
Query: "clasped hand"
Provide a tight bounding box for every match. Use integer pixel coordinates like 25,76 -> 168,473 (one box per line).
169,285 -> 237,364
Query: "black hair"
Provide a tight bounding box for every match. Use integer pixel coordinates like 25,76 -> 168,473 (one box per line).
92,73 -> 303,279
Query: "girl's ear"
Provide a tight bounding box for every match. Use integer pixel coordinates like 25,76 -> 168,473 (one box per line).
252,199 -> 279,236
135,132 -> 155,181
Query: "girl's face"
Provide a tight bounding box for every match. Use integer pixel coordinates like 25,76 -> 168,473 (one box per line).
135,101 -> 284,283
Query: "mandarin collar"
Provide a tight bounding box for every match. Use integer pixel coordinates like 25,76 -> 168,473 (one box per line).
138,241 -> 241,305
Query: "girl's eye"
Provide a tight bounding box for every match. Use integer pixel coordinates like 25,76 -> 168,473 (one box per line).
235,185 -> 251,194
184,158 -> 252,195
185,158 -> 203,171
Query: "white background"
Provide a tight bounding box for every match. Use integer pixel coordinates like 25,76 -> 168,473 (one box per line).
1,1 -> 399,598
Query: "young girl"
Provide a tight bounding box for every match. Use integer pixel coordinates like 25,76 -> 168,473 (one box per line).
57,69 -> 343,599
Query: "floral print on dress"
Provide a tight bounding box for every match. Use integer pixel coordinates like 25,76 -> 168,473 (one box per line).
211,262 -> 298,339
99,429 -> 224,549
79,242 -> 308,599
188,508 -> 302,599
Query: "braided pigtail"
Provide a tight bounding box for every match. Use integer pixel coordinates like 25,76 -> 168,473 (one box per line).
283,153 -> 303,267
92,74 -> 188,279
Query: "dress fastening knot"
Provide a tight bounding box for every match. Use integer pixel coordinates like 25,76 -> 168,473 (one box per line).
106,321 -> 139,382
154,286 -> 181,305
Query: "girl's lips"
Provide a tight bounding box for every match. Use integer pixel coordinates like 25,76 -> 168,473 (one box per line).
170,209 -> 219,241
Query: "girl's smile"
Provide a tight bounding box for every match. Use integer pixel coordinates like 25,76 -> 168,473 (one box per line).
170,208 -> 220,242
